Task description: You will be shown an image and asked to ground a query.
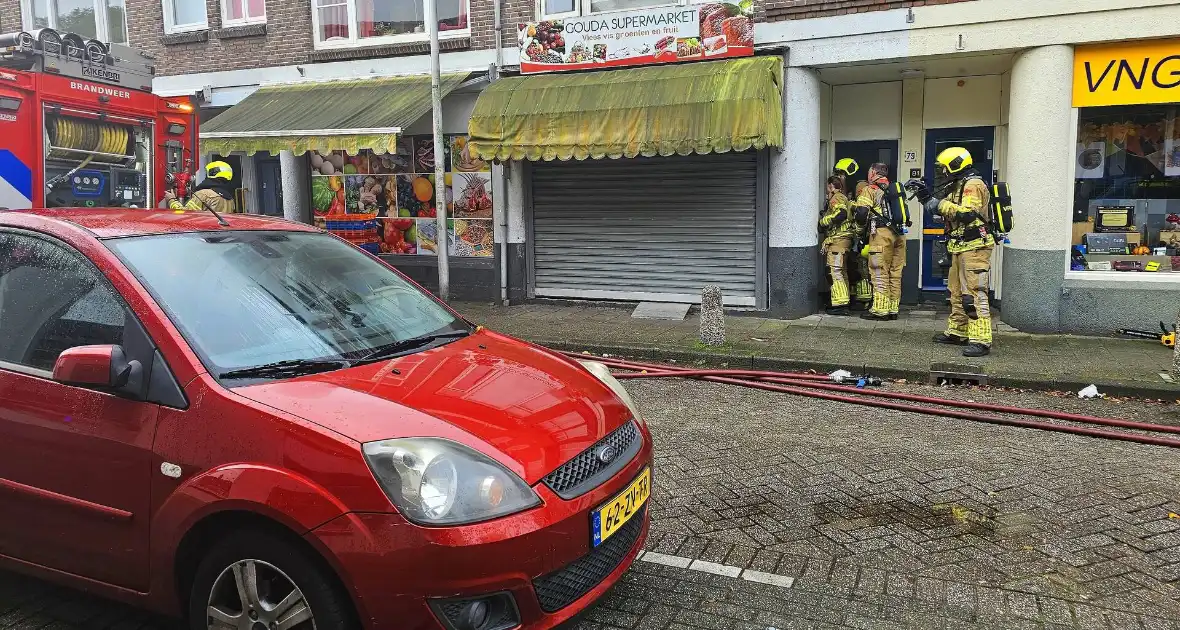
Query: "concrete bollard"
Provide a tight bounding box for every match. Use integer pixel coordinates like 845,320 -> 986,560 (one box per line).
699,285 -> 726,346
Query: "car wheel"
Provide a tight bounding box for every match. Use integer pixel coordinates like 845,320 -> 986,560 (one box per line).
188,529 -> 356,630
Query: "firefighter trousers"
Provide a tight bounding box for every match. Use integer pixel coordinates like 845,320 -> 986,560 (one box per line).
945,246 -> 994,346
867,228 -> 906,316
824,237 -> 852,307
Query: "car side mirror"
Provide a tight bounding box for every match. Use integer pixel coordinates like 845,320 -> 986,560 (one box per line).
53,345 -> 140,390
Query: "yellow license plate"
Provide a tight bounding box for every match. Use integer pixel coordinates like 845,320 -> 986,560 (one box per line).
591,467 -> 650,547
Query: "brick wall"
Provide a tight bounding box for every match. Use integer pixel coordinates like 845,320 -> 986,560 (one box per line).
762,0 -> 975,21
470,0 -> 535,50
0,0 -> 23,32
126,0 -> 314,76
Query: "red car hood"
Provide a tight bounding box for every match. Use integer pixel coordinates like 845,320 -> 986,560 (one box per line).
233,330 -> 632,484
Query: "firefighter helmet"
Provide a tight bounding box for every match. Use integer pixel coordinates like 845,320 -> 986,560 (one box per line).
206,161 -> 234,181
834,158 -> 859,177
935,147 -> 973,176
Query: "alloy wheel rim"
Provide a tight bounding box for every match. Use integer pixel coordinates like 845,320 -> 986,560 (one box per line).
206,558 -> 316,630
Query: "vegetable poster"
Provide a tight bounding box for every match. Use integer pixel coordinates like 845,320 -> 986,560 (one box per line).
308,135 -> 492,257
518,1 -> 753,74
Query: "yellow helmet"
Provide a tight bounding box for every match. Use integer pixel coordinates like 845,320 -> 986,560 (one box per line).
934,147 -> 973,176
834,158 -> 859,177
206,160 -> 234,181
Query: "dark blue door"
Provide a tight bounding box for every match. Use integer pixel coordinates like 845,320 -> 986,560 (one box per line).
921,127 -> 995,291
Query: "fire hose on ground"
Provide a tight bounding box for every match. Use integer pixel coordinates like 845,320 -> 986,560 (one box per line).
559,351 -> 1180,450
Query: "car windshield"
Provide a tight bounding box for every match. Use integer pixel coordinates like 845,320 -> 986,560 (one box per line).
106,231 -> 468,381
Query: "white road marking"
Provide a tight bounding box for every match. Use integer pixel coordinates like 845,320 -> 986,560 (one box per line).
636,552 -> 794,588
740,569 -> 796,588
639,551 -> 692,568
689,559 -> 742,578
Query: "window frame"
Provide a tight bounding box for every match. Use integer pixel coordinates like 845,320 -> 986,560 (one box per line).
0,229 -> 130,377
537,0 -> 685,20
220,0 -> 267,27
162,0 -> 210,34
311,0 -> 471,50
19,0 -> 130,44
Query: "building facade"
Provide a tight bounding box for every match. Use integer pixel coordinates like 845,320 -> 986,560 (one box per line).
2,0 -> 1179,334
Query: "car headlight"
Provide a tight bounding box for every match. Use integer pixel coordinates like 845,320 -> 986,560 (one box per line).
362,438 -> 541,526
578,360 -> 643,421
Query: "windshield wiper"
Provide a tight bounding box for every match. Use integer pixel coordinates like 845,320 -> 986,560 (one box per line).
219,359 -> 351,380
356,330 -> 471,364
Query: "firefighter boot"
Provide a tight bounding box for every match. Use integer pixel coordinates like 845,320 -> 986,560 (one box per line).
963,317 -> 993,357
861,293 -> 892,321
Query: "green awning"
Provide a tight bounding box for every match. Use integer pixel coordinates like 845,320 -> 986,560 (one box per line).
468,57 -> 782,162
201,72 -> 470,156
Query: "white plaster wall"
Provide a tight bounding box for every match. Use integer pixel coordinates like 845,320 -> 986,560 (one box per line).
923,75 -> 1002,130
506,161 -> 526,245
763,0 -> 1180,68
831,82 -> 903,141
402,91 -> 481,135
770,66 -> 823,249
899,77 -> 924,237
1005,45 -> 1075,252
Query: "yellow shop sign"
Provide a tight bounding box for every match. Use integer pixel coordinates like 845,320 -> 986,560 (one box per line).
1073,39 -> 1180,108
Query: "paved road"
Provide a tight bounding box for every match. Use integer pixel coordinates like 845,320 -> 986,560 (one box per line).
2,380 -> 1179,629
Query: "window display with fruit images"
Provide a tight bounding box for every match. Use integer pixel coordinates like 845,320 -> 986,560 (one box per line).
308,134 -> 494,258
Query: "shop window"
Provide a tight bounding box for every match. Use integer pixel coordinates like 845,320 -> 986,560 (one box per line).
21,0 -> 128,44
162,0 -> 208,33
312,0 -> 470,48
221,0 -> 265,26
306,135 -> 493,258
1072,104 -> 1180,274
541,0 -> 679,18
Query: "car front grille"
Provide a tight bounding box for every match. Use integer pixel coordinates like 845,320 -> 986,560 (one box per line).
532,505 -> 646,613
543,421 -> 640,499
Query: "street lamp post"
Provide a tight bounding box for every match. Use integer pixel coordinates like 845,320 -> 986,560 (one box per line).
425,0 -> 450,301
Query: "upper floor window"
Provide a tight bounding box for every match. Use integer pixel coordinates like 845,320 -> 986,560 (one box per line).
162,0 -> 208,34
541,0 -> 673,18
21,0 -> 129,45
222,0 -> 266,26
313,0 -> 469,49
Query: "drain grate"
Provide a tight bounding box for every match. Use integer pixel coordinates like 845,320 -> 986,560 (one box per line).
928,362 -> 988,387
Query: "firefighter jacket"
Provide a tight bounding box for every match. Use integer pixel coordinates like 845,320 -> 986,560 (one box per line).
819,191 -> 855,243
169,181 -> 238,214
937,176 -> 995,254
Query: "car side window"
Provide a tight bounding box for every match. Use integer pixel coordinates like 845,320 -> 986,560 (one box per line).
0,233 -> 126,372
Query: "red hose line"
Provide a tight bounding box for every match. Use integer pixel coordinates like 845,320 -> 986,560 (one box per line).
612,369 -> 1180,437
566,352 -> 832,381
699,374 -> 1180,450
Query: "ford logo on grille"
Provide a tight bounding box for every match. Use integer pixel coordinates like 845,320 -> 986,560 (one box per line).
595,444 -> 618,464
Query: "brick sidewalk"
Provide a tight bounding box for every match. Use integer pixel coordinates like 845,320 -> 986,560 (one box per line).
456,302 -> 1180,398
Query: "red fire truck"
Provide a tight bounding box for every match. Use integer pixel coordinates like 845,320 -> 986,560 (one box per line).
0,29 -> 198,210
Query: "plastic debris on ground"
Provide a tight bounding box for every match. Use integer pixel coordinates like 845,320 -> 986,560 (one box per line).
1078,384 -> 1103,399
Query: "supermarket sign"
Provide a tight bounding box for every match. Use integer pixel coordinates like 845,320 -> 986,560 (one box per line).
1074,39 -> 1180,107
518,2 -> 754,74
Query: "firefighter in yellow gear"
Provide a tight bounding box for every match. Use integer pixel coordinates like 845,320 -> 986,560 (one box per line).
832,159 -> 873,309
851,179 -> 873,308
163,161 -> 238,215
925,147 -> 995,357
853,163 -> 905,320
819,174 -> 855,315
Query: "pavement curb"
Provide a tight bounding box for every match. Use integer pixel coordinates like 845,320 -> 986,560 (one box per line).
539,340 -> 1180,400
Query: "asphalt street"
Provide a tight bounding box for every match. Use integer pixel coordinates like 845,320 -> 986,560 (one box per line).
2,380 -> 1179,629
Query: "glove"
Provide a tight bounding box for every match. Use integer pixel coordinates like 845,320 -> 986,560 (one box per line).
905,178 -> 932,204
854,205 -> 869,222
924,197 -> 943,216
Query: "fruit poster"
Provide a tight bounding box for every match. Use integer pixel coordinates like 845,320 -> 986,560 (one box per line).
518,0 -> 753,74
308,137 -> 492,257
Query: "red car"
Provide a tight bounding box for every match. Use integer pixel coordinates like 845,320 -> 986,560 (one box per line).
0,209 -> 652,630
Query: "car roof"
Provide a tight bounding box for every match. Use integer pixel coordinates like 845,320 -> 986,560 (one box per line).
0,209 -> 321,239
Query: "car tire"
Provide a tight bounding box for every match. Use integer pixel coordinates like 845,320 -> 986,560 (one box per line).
187,528 -> 356,630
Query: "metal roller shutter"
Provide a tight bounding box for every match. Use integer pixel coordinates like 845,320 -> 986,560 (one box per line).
530,152 -> 760,306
